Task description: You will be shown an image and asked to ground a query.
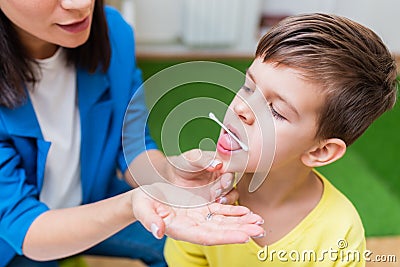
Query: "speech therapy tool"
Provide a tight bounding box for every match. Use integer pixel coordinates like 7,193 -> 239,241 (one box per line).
208,112 -> 248,152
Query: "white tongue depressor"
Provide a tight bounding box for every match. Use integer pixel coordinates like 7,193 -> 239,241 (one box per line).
208,112 -> 249,152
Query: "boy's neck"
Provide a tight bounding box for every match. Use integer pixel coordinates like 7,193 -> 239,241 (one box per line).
237,165 -> 322,208
236,165 -> 324,246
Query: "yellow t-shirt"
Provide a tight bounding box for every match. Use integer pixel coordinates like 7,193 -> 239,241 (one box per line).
165,171 -> 366,267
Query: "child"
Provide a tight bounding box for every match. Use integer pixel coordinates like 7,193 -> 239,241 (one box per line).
164,13 -> 398,266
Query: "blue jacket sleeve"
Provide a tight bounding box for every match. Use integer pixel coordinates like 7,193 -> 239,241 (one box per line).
104,6 -> 158,175
122,85 -> 158,168
0,122 -> 49,254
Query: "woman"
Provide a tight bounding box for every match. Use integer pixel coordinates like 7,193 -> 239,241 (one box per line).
0,0 -> 264,266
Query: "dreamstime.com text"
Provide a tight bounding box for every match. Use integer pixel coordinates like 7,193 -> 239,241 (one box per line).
257,239 -> 397,263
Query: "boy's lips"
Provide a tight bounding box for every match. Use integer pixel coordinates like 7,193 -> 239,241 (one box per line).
217,126 -> 244,154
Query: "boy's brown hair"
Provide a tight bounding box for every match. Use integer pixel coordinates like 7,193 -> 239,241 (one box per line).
256,13 -> 398,145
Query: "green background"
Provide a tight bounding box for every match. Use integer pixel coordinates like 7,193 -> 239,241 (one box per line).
138,59 -> 400,237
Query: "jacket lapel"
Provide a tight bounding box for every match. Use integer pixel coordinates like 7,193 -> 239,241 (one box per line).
1,69 -> 112,202
1,97 -> 43,139
0,96 -> 50,189
77,67 -> 112,203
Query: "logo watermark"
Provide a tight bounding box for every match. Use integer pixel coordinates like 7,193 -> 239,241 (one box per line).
257,239 -> 397,263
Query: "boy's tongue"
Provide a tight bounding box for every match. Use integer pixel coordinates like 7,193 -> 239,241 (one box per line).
218,133 -> 242,151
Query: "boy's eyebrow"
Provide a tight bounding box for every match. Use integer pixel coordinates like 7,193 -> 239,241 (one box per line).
273,92 -> 300,119
245,69 -> 257,86
246,69 -> 300,119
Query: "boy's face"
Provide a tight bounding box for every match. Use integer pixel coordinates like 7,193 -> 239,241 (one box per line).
216,58 -> 325,173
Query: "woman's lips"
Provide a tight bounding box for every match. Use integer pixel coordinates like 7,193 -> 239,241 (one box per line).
58,17 -> 90,33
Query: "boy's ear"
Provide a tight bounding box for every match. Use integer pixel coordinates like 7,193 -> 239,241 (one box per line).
301,138 -> 346,167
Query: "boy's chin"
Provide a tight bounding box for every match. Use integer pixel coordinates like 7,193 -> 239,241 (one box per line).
217,152 -> 252,173
217,155 -> 268,175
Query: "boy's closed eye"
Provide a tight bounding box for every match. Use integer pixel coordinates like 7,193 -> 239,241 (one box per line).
239,85 -> 287,121
269,103 -> 287,121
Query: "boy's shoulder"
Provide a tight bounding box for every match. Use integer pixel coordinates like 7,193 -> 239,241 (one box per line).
310,170 -> 365,237
317,170 -> 361,217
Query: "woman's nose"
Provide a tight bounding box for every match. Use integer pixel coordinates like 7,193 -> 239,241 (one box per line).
233,96 -> 255,125
61,0 -> 92,11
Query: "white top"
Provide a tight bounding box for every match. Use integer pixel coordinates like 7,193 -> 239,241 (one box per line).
28,48 -> 82,209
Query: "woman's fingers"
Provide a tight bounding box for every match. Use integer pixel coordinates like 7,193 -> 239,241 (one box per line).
190,229 -> 252,246
170,149 -> 218,174
168,217 -> 264,246
209,173 -> 234,200
207,203 -> 251,216
215,187 -> 239,204
205,210 -> 264,225
131,188 -> 168,239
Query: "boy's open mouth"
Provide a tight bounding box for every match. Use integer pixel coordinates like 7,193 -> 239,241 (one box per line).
209,112 -> 248,153
217,129 -> 243,154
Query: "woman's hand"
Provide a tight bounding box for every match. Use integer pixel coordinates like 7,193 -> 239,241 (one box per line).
131,185 -> 264,245
127,149 -> 239,205
166,149 -> 236,201
166,149 -> 225,186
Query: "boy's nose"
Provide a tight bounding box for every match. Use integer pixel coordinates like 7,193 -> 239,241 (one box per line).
233,97 -> 255,125
61,0 -> 92,11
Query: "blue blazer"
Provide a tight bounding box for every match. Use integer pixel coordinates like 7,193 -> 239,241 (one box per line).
0,7 -> 157,266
